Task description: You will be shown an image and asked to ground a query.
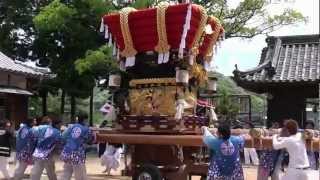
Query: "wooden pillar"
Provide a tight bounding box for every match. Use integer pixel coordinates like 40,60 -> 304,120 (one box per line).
42,91 -> 47,116
89,88 -> 94,127
70,96 -> 76,123
60,90 -> 65,115
8,95 -> 28,129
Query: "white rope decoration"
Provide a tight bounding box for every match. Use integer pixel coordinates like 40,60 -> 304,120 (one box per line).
99,18 -> 105,33
104,25 -> 109,39
108,34 -> 113,47
155,2 -> 170,64
119,7 -> 137,67
178,4 -> 192,59
113,44 -> 117,56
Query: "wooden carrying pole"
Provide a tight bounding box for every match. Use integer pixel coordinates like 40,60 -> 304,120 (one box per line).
96,132 -> 320,151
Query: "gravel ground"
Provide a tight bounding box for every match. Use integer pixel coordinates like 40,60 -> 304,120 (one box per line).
1,153 -> 258,180
2,154 -> 318,180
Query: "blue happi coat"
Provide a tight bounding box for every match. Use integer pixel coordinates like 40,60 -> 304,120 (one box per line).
16,123 -> 36,164
32,124 -> 62,160
60,123 -> 93,165
203,128 -> 245,180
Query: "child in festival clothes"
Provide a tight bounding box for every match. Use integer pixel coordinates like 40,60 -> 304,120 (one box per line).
31,116 -> 62,180
201,124 -> 247,180
0,120 -> 13,179
14,118 -> 36,180
100,143 -> 123,175
60,113 -> 94,180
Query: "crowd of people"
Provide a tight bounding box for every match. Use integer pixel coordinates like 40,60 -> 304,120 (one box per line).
201,119 -> 319,180
0,115 -> 318,180
0,114 -> 94,180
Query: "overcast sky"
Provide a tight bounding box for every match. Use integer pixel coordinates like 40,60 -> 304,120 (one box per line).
214,0 -> 320,76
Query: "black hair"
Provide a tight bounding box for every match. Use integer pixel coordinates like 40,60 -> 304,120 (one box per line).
77,113 -> 88,124
284,119 -> 298,135
23,118 -> 34,127
52,118 -> 62,127
218,123 -> 231,140
41,116 -> 51,125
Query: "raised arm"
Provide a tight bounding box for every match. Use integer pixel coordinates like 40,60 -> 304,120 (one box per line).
272,135 -> 288,150
202,126 -> 217,149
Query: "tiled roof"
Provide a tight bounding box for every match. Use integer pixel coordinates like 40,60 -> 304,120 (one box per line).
234,34 -> 320,83
0,86 -> 33,96
0,51 -> 44,77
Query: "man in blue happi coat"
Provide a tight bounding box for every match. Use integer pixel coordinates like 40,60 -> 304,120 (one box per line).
60,113 -> 94,180
14,118 -> 36,180
31,116 -> 62,180
202,124 -> 246,180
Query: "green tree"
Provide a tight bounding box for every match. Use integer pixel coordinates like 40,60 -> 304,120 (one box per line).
2,0 -> 305,123
216,89 -> 240,124
75,45 -> 118,125
193,0 -> 307,38
33,0 -> 113,122
0,0 -> 52,60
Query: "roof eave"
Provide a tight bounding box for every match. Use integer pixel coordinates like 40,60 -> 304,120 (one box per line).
234,78 -> 320,93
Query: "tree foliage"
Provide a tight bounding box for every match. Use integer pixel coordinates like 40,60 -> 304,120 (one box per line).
193,0 -> 306,38
75,45 -> 118,76
33,0 -> 76,32
31,0 -> 114,119
0,0 -> 51,60
33,0 -> 113,98
216,89 -> 240,123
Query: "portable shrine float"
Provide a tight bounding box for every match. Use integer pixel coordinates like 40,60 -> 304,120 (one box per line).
95,2 -> 319,180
